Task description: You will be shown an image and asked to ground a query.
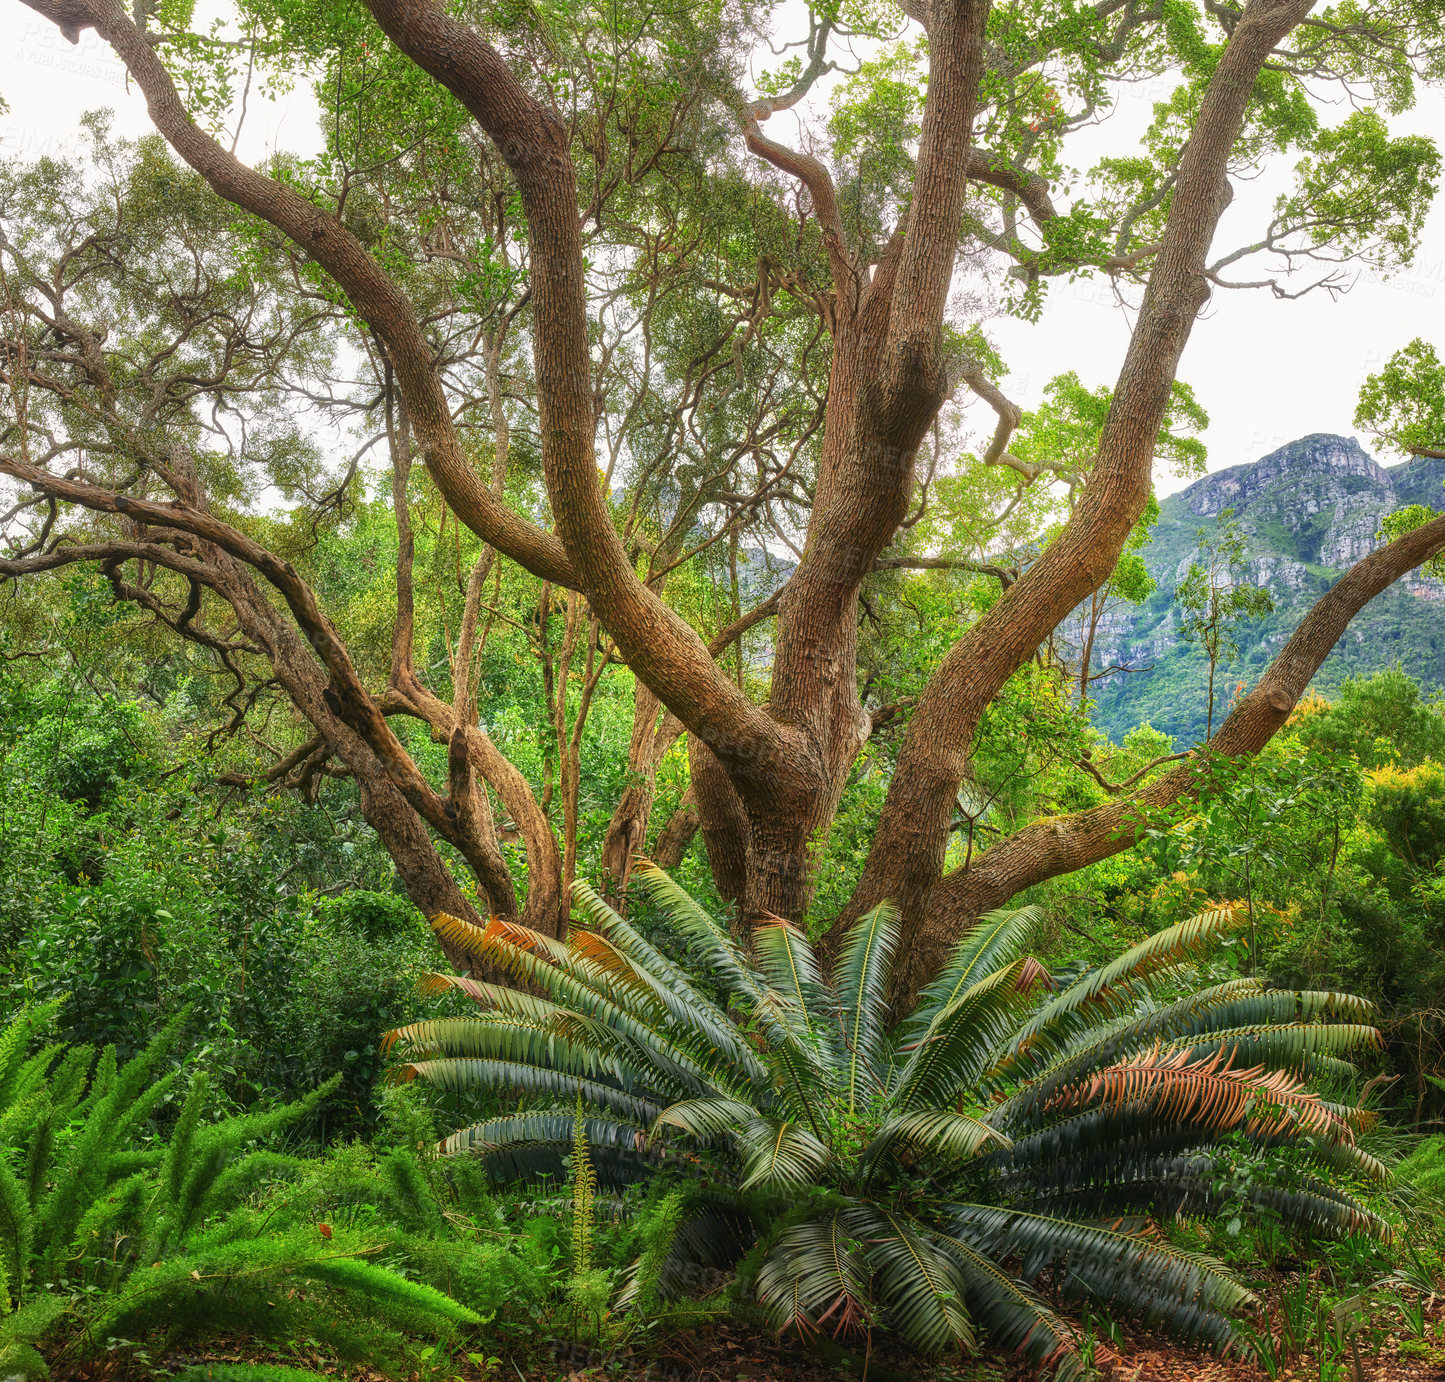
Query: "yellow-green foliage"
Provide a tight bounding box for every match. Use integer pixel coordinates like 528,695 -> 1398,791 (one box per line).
571,1096 -> 597,1275
1397,1136 -> 1445,1205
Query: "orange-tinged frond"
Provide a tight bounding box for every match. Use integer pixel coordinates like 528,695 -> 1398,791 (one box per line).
487,913 -> 570,961
429,910 -> 493,956
416,972 -> 491,1001
1049,1045 -> 1354,1144
569,928 -> 664,1002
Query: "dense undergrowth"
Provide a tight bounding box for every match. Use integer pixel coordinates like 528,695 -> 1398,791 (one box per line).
8,667 -> 1445,1377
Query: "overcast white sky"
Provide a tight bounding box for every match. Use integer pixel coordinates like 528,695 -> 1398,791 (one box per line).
2,13 -> 1442,500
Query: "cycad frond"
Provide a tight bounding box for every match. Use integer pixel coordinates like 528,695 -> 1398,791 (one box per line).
929,1227 -> 1082,1376
755,1212 -> 870,1339
412,972 -> 575,1023
753,917 -> 838,1057
654,1096 -> 758,1147
572,879 -> 755,1063
992,979 -> 1280,1124
836,901 -> 900,1111
893,963 -> 1031,1109
947,1204 -> 1251,1348
738,1119 -> 831,1190
631,866 -> 831,1114
1051,1046 -> 1355,1143
442,1112 -> 666,1188
864,1109 -> 1008,1180
1165,1021 -> 1380,1074
1012,1152 -> 1389,1238
631,863 -> 760,1009
901,907 -> 1043,1046
400,1059 -> 660,1121
452,924 -> 731,1099
568,927 -> 767,1087
394,882 -> 1385,1368
848,1205 -> 974,1353
1007,907 -> 1244,1063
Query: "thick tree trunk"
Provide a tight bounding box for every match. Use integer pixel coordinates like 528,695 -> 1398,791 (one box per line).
38,0 -> 1338,994
688,736 -> 750,917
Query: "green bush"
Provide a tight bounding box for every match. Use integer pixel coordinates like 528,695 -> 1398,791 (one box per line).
387,867 -> 1388,1371
0,1007 -> 514,1379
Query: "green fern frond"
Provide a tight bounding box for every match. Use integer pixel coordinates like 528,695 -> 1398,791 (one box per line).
0,1293 -> 67,1380
300,1252 -> 483,1323
0,1005 -> 61,1118
571,1097 -> 597,1273
0,1157 -> 33,1307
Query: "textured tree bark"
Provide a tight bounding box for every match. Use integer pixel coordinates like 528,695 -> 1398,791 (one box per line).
688,736 -> 750,918
652,789 -> 700,870
380,673 -> 567,936
599,591 -> 784,907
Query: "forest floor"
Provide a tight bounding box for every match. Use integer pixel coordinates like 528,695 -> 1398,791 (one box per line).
42,1310 -> 1445,1382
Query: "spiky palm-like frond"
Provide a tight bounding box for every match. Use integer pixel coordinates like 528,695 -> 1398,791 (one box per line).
388,871 -> 1386,1374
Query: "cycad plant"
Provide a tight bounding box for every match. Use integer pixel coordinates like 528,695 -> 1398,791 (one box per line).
386,865 -> 1388,1376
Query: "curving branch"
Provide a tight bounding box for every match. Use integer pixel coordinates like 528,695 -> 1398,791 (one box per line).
891,507 -> 1445,1005
357,0 -> 793,789
1070,750 -> 1191,795
965,147 -> 1061,229
0,452 -> 527,924
742,118 -> 859,320
831,0 -> 1321,967
16,0 -> 577,588
874,554 -> 1018,589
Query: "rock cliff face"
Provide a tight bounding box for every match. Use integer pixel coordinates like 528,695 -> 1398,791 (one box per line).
1089,434 -> 1445,742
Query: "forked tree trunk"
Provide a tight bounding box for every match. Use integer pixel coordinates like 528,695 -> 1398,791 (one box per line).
41,0 -> 1423,1010
822,0 -> 1317,982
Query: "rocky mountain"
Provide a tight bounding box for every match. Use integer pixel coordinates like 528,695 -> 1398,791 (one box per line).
1088,434 -> 1445,743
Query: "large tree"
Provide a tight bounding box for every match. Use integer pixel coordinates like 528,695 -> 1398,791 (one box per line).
4,0 -> 1445,1002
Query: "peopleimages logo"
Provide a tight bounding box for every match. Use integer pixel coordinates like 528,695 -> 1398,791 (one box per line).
10,20 -> 127,90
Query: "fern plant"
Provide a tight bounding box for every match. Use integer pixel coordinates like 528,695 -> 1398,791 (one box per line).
387,865 -> 1389,1376
0,1010 -> 483,1379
